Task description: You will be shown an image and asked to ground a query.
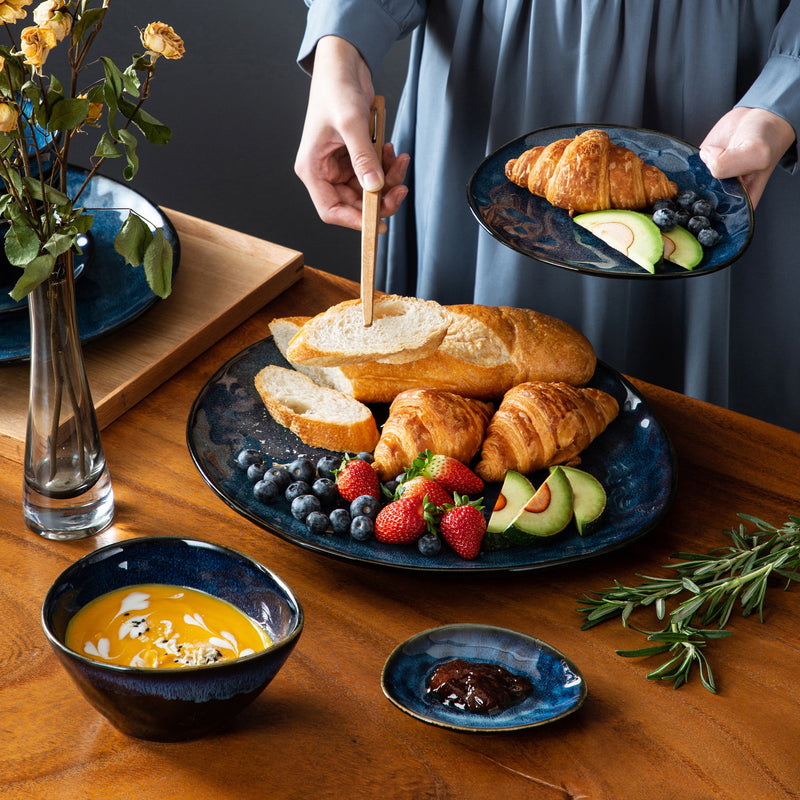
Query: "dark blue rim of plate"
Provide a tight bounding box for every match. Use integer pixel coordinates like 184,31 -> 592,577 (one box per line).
380,623 -> 587,733
0,165 -> 180,364
186,336 -> 677,574
467,123 -> 754,279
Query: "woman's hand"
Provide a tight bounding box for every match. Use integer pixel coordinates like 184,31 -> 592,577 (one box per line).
699,107 -> 796,207
294,36 -> 410,232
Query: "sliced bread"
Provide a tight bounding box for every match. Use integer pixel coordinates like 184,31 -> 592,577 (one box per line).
285,295 -> 453,367
254,365 -> 379,453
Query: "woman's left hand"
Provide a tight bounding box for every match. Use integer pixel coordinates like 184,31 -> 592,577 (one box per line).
699,107 -> 796,207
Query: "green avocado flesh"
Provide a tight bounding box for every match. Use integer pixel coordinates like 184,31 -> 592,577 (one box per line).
574,210 -> 663,273
487,471 -> 535,533
508,466 -> 574,540
661,225 -> 703,269
559,466 -> 606,536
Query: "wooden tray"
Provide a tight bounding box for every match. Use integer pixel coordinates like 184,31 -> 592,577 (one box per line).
0,209 -> 304,463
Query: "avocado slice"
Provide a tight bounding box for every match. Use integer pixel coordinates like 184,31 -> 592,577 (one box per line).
508,466 -> 574,540
558,466 -> 606,536
487,470 -> 535,533
661,225 -> 703,270
574,210 -> 664,273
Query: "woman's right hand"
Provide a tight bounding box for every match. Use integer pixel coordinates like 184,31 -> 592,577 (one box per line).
294,36 -> 410,232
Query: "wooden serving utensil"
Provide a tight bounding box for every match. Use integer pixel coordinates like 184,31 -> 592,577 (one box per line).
361,94 -> 385,327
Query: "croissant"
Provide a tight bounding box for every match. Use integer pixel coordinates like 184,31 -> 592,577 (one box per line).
505,128 -> 677,215
475,382 -> 619,482
372,389 -> 495,481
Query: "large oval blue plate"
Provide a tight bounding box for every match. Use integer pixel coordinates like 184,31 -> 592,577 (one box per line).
186,337 -> 676,573
0,166 -> 180,363
467,124 -> 753,278
381,624 -> 586,732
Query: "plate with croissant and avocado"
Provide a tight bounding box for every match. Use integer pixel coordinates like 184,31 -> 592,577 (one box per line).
187,295 -> 676,573
468,124 -> 753,278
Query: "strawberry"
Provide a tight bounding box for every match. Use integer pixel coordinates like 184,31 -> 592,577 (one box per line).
374,496 -> 437,545
335,457 -> 380,503
439,494 -> 486,560
396,475 -> 453,508
406,450 -> 484,496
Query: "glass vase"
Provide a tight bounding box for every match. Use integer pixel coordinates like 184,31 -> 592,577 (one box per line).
22,251 -> 114,540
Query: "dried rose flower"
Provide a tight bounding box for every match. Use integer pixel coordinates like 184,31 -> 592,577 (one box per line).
140,22 -> 185,60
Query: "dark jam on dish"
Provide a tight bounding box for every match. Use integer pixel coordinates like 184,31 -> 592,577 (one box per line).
426,658 -> 533,715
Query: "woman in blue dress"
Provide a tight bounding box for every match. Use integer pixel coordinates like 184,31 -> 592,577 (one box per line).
294,2 -> 800,426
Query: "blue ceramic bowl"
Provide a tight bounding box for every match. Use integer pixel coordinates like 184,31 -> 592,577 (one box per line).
41,537 -> 304,742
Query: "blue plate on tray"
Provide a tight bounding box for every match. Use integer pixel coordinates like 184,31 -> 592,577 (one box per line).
186,337 -> 676,573
381,624 -> 586,732
467,123 -> 753,278
0,166 -> 180,364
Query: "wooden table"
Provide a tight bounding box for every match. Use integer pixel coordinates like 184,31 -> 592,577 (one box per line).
3,224 -> 800,799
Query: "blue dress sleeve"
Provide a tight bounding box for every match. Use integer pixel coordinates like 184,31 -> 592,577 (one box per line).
737,0 -> 800,169
297,0 -> 425,75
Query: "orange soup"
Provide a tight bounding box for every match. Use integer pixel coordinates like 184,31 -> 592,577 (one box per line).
65,584 -> 272,669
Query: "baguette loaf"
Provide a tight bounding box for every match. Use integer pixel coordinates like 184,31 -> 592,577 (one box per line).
270,304 -> 596,403
254,365 -> 379,453
285,294 -> 453,366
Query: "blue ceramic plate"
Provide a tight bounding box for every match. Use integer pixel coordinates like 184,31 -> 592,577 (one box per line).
186,338 -> 676,573
467,124 -> 753,278
381,624 -> 586,732
0,166 -> 180,363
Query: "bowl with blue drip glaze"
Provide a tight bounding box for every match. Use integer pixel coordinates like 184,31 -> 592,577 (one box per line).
41,536 -> 304,741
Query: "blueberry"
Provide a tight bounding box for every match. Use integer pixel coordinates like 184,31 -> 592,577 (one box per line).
697,227 -> 721,247
246,462 -> 267,483
652,207 -> 676,231
288,456 -> 317,484
383,479 -> 400,496
691,199 -> 714,218
687,215 -> 712,236
676,190 -> 698,210
236,448 -> 263,470
285,480 -> 312,502
305,510 -> 330,534
291,494 -> 321,521
265,466 -> 292,491
355,451 -> 374,463
674,209 -> 691,228
253,479 -> 280,504
350,494 -> 380,519
652,198 -> 676,212
312,477 -> 339,505
329,507 -> 352,535
417,532 -> 442,556
350,515 -> 374,541
316,454 -> 342,480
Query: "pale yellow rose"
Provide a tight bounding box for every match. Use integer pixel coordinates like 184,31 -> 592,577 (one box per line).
140,22 -> 185,60
33,0 -> 70,42
0,102 -> 19,133
0,0 -> 32,25
20,25 -> 57,71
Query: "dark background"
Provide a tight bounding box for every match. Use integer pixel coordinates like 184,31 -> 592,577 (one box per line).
64,3 -> 800,432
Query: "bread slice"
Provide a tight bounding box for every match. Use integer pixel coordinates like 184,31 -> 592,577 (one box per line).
254,366 -> 379,453
285,295 -> 453,367
270,304 -> 596,403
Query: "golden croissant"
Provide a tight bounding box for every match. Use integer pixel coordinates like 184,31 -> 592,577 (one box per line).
475,381 -> 619,482
505,128 -> 677,215
372,389 -> 495,481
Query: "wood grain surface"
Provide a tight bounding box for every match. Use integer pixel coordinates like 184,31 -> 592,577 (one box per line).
1,259 -> 799,800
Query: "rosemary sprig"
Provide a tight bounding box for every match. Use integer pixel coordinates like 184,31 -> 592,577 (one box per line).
577,513 -> 800,692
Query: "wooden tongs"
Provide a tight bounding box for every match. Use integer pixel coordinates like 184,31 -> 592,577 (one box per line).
360,95 -> 385,327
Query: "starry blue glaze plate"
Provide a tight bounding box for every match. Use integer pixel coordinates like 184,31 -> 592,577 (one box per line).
186,337 -> 676,573
381,624 -> 586,732
0,166 -> 180,363
467,124 -> 753,278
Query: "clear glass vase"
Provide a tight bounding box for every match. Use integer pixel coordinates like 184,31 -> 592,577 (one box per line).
23,251 -> 114,540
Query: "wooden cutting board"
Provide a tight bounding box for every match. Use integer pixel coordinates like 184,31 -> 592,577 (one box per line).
0,209 -> 304,464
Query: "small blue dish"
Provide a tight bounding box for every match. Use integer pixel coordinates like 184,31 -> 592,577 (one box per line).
41,536 -> 303,742
467,123 -> 753,278
381,624 -> 586,732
